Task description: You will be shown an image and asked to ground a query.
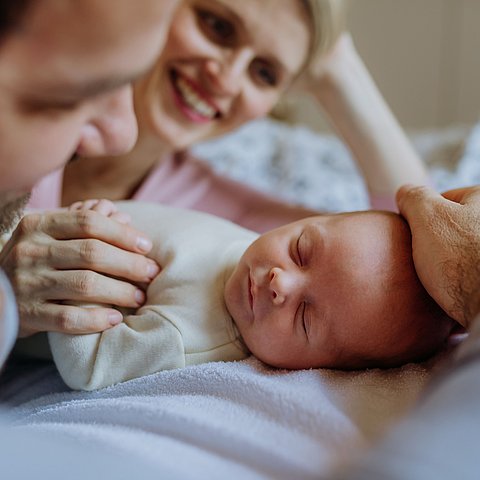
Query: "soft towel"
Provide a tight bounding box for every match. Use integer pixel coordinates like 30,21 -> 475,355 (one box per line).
1,356 -> 439,479
2,119 -> 477,478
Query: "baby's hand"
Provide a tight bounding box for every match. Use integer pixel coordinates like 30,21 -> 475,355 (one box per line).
68,199 -> 131,225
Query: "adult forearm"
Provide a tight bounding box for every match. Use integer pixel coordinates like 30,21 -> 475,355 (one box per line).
312,37 -> 428,197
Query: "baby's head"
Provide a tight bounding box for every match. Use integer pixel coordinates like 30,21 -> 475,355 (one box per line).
224,211 -> 454,370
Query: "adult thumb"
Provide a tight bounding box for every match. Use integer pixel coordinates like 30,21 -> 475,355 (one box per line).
395,184 -> 442,222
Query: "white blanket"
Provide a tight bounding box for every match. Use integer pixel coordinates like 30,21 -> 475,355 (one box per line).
194,119 -> 477,212
2,119 -> 478,478
2,356 -> 438,479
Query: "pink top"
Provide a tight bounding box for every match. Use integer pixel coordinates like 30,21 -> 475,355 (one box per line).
28,153 -> 323,233
29,152 -> 397,232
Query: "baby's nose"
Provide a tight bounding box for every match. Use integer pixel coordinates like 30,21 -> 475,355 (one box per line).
268,267 -> 293,305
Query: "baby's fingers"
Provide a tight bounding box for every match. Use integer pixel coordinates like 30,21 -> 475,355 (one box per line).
90,199 -> 120,217
69,199 -> 121,218
69,199 -> 100,211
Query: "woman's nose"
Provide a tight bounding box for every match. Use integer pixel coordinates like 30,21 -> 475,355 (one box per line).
268,267 -> 297,306
204,49 -> 252,96
76,85 -> 138,157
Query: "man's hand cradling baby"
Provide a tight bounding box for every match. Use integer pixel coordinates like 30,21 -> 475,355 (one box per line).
397,184 -> 480,328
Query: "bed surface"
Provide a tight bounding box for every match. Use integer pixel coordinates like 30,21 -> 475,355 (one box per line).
1,355 -> 441,479
2,118 -> 480,478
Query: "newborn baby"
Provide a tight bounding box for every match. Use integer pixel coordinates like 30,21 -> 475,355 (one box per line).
225,209 -> 454,370
45,200 -> 453,390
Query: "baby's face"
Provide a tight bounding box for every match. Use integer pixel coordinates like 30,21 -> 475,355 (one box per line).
225,211 -> 448,370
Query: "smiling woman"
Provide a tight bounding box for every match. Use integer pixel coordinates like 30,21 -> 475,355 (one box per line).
33,0 -> 343,218
135,0 -> 312,149
12,0 -> 429,337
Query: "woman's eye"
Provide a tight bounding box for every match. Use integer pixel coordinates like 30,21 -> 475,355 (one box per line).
251,60 -> 278,87
197,9 -> 235,43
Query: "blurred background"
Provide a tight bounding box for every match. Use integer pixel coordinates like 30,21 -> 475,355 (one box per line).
196,0 -> 480,212
281,0 -> 480,132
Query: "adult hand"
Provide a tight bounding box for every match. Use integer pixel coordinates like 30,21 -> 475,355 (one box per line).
293,32 -> 428,201
397,184 -> 480,328
292,32 -> 354,95
0,209 -> 160,337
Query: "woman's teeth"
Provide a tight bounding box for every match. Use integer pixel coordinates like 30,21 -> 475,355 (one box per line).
175,76 -> 216,119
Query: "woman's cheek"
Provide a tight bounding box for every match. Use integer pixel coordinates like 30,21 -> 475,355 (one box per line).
243,93 -> 280,121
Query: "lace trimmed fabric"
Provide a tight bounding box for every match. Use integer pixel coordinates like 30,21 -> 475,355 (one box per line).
194,118 -> 477,212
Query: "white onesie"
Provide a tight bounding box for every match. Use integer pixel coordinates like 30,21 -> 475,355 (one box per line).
49,203 -> 258,390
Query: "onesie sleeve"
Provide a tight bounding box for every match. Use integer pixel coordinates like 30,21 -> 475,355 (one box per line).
48,310 -> 184,390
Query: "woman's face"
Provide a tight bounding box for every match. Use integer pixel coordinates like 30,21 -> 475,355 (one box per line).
135,0 -> 311,150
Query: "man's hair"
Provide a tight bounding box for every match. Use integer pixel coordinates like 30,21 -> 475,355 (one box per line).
0,0 -> 33,39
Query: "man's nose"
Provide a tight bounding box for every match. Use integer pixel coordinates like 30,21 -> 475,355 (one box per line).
76,84 -> 138,158
204,49 -> 252,97
268,267 -> 299,306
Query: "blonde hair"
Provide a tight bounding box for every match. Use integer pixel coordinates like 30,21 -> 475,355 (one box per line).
270,0 -> 346,121
300,0 -> 347,67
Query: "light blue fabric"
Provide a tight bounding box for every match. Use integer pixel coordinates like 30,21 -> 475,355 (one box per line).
0,415 -> 166,480
0,269 -> 18,369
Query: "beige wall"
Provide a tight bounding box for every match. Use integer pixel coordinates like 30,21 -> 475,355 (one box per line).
285,0 -> 480,131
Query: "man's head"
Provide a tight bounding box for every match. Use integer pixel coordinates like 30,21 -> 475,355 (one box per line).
225,211 -> 454,370
0,0 -> 179,229
0,1 -> 33,40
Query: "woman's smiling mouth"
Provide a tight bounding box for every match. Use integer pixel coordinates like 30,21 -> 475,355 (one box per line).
170,70 -> 220,123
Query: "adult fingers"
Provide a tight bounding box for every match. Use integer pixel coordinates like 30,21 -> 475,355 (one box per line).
441,185 -> 480,204
396,184 -> 447,222
25,210 -> 153,254
49,239 -> 160,282
18,303 -> 124,337
41,270 -> 147,308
